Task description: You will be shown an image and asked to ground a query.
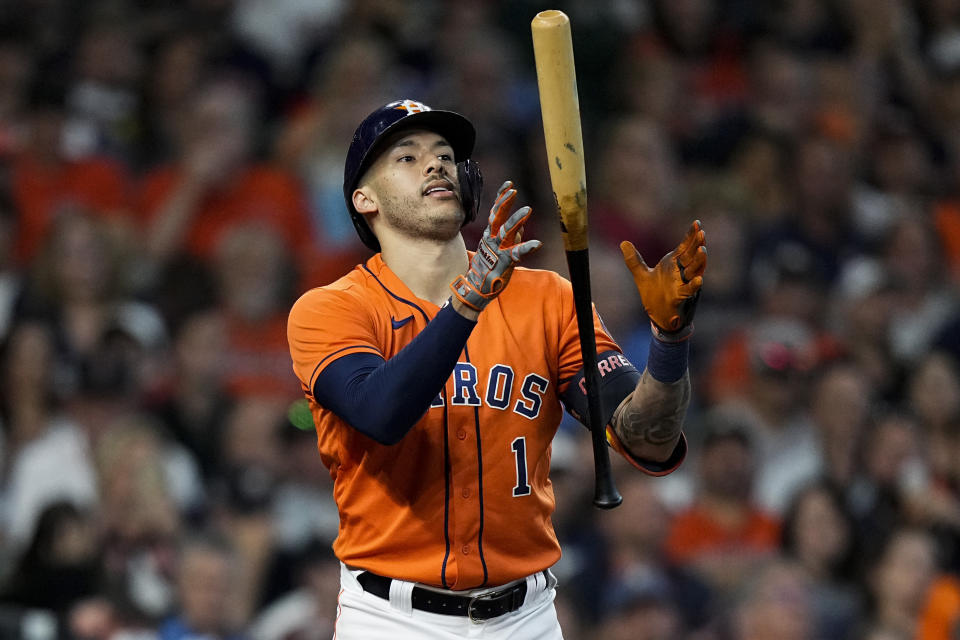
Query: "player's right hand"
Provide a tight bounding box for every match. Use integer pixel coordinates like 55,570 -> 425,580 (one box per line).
621,220 -> 706,342
450,181 -> 542,312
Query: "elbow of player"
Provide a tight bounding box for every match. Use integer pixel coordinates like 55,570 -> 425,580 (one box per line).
629,436 -> 681,464
342,401 -> 429,445
373,431 -> 405,446
354,418 -> 409,446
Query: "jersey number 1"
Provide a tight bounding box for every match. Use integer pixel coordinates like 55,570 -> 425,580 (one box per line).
511,437 -> 531,497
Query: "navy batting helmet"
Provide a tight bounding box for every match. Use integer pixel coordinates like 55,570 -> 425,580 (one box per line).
343,99 -> 482,252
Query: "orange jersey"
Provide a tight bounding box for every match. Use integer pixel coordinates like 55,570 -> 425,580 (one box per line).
288,254 -> 628,589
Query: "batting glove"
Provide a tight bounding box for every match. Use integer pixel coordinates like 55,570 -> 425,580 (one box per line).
621,220 -> 706,342
450,181 -> 542,312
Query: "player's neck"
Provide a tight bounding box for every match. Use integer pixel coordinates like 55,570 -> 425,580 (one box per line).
381,235 -> 469,306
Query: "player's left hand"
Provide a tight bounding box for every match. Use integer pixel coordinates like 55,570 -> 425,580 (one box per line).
620,220 -> 706,341
450,181 -> 542,312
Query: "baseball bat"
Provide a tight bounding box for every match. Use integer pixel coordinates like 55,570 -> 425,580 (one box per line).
531,10 -> 622,509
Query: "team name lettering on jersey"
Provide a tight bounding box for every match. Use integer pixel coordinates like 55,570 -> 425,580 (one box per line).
452,363 -> 482,406
435,363 -> 548,419
515,374 -> 550,419
485,365 -> 515,410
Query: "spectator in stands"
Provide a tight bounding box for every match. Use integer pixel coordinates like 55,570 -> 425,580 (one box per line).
780,480 -> 864,640
247,539 -> 339,640
882,216 -> 958,366
158,533 -> 246,640
17,210 -> 168,407
210,223 -> 301,401
848,410 -> 926,579
590,115 -> 680,265
262,419 -> 339,602
10,78 -> 134,266
95,415 -> 194,625
827,257 -> 902,402
597,471 -> 712,635
138,73 -> 313,287
595,586 -> 682,640
665,413 -> 781,593
66,15 -> 145,163
0,190 -> 26,342
749,133 -> 859,287
917,572 -> 960,640
908,350 -> 960,437
707,318 -> 823,515
0,501 -> 101,618
146,307 -> 234,483
861,527 -> 941,639
135,29 -> 210,172
808,360 -> 874,489
0,321 -> 97,554
0,33 -> 33,158
728,558 -> 817,640
209,396 -> 289,624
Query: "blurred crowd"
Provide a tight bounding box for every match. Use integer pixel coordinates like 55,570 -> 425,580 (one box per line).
1,0 -> 960,639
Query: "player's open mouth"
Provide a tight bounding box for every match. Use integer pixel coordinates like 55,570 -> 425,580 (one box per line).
423,180 -> 456,198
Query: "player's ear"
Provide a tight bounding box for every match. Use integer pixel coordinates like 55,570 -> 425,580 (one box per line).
353,186 -> 378,215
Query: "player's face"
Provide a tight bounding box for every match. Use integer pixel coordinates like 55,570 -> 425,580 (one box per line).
363,130 -> 464,243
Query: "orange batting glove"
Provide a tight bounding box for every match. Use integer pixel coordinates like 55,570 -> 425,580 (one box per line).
451,181 -> 542,311
620,220 -> 706,342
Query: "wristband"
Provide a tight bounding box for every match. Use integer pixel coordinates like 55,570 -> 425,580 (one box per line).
646,334 -> 689,383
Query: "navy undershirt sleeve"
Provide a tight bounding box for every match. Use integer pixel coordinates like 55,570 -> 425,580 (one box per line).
312,303 -> 476,445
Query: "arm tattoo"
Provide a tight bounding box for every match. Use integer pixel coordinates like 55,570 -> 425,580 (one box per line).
613,369 -> 690,453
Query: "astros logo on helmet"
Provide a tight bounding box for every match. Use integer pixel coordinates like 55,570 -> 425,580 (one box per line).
393,99 -> 431,114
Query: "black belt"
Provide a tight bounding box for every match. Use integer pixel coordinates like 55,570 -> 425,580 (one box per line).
356,570 -> 543,621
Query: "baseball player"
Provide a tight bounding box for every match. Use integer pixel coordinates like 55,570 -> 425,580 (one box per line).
286,99 -> 706,639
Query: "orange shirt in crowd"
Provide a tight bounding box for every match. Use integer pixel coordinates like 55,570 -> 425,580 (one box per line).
11,155 -> 132,264
665,504 -> 781,563
138,165 -> 314,262
223,312 -> 303,401
934,201 -> 960,280
703,327 -> 844,405
918,575 -> 960,640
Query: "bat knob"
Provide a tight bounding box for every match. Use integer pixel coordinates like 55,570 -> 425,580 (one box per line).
593,479 -> 623,510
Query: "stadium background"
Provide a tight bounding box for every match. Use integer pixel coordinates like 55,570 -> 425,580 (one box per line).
1,0 -> 960,638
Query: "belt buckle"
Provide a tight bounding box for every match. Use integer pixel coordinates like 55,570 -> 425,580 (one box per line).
466,586 -> 511,624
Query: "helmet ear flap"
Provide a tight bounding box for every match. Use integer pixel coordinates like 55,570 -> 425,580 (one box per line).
349,208 -> 381,252
457,159 -> 483,227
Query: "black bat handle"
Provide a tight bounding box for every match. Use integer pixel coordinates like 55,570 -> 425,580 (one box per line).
565,249 -> 623,509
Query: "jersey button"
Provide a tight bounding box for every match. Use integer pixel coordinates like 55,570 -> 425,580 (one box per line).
461,487 -> 471,498
461,544 -> 470,555
457,429 -> 467,440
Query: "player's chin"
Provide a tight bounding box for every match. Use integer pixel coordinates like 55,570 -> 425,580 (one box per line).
430,210 -> 466,239
422,216 -> 465,244
425,197 -> 465,222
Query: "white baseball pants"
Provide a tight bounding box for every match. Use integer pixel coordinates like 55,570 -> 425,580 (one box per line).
332,563 -> 564,640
